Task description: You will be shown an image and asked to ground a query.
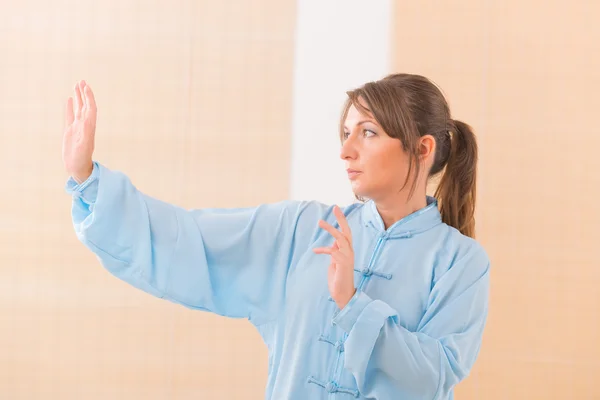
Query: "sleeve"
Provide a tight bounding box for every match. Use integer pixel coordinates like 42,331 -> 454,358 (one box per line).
331,245 -> 490,399
65,161 -> 325,327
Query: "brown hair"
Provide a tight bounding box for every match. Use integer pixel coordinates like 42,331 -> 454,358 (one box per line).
339,73 -> 478,238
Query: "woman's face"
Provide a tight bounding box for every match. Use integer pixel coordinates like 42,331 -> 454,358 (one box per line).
340,103 -> 411,200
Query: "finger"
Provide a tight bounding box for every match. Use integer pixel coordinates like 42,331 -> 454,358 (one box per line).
83,83 -> 97,119
74,82 -> 83,119
65,97 -> 74,127
318,220 -> 347,246
313,241 -> 340,255
79,81 -> 87,114
329,248 -> 347,264
313,246 -> 334,255
332,241 -> 353,264
313,248 -> 348,268
333,206 -> 352,245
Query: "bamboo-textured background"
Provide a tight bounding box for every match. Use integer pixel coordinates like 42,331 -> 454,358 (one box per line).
1,0 -> 599,399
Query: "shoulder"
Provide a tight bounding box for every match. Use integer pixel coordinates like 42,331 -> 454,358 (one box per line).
433,223 -> 491,284
450,226 -> 489,265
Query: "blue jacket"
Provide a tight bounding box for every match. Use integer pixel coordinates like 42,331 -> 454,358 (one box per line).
66,162 -> 490,399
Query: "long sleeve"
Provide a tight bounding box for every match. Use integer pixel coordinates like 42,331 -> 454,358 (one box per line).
65,162 -> 324,327
331,244 -> 490,399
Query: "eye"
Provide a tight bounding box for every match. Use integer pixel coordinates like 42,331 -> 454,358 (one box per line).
363,129 -> 377,138
343,131 -> 350,139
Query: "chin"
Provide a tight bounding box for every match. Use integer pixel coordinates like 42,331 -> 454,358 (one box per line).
350,184 -> 371,200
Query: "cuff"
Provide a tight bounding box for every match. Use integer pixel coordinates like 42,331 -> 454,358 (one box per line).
65,161 -> 100,205
332,290 -> 374,333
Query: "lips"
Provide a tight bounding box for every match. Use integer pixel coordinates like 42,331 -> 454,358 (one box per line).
346,169 -> 362,179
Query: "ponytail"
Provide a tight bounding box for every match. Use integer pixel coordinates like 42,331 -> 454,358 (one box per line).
434,120 -> 478,238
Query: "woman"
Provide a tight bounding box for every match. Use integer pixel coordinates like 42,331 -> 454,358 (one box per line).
63,73 -> 490,399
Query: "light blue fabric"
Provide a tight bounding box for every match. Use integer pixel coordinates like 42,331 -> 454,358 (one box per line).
65,161 -> 490,400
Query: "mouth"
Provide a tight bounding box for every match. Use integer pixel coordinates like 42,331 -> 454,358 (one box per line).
346,169 -> 362,179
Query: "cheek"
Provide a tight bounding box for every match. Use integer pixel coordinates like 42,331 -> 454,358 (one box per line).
366,146 -> 409,184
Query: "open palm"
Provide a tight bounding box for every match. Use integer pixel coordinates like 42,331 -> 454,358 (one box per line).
62,80 -> 97,183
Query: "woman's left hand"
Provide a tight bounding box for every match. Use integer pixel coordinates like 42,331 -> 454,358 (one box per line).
313,205 -> 356,310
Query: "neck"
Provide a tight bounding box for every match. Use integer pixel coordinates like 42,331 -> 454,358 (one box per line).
373,190 -> 428,230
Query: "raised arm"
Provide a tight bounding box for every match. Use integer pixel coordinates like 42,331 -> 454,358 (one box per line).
63,81 -> 325,327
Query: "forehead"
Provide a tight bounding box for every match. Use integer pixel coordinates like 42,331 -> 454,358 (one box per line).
345,102 -> 375,125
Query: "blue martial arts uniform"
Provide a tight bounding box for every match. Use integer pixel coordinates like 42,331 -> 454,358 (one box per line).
66,161 -> 490,400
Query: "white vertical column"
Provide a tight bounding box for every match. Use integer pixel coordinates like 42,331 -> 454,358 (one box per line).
289,0 -> 393,205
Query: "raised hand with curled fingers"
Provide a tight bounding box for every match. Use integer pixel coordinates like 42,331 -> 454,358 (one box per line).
312,205 -> 357,310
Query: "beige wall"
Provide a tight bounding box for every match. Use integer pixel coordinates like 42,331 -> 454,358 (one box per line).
392,1 -> 600,399
0,0 -> 295,398
3,0 -> 599,399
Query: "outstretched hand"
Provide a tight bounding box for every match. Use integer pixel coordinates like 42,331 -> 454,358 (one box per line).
313,206 -> 356,310
62,80 -> 97,184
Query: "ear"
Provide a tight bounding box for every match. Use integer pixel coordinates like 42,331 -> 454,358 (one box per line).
419,135 -> 436,162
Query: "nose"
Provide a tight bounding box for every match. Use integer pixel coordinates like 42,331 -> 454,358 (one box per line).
340,135 -> 358,161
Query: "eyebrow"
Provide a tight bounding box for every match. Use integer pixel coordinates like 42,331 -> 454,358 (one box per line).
343,120 -> 375,130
